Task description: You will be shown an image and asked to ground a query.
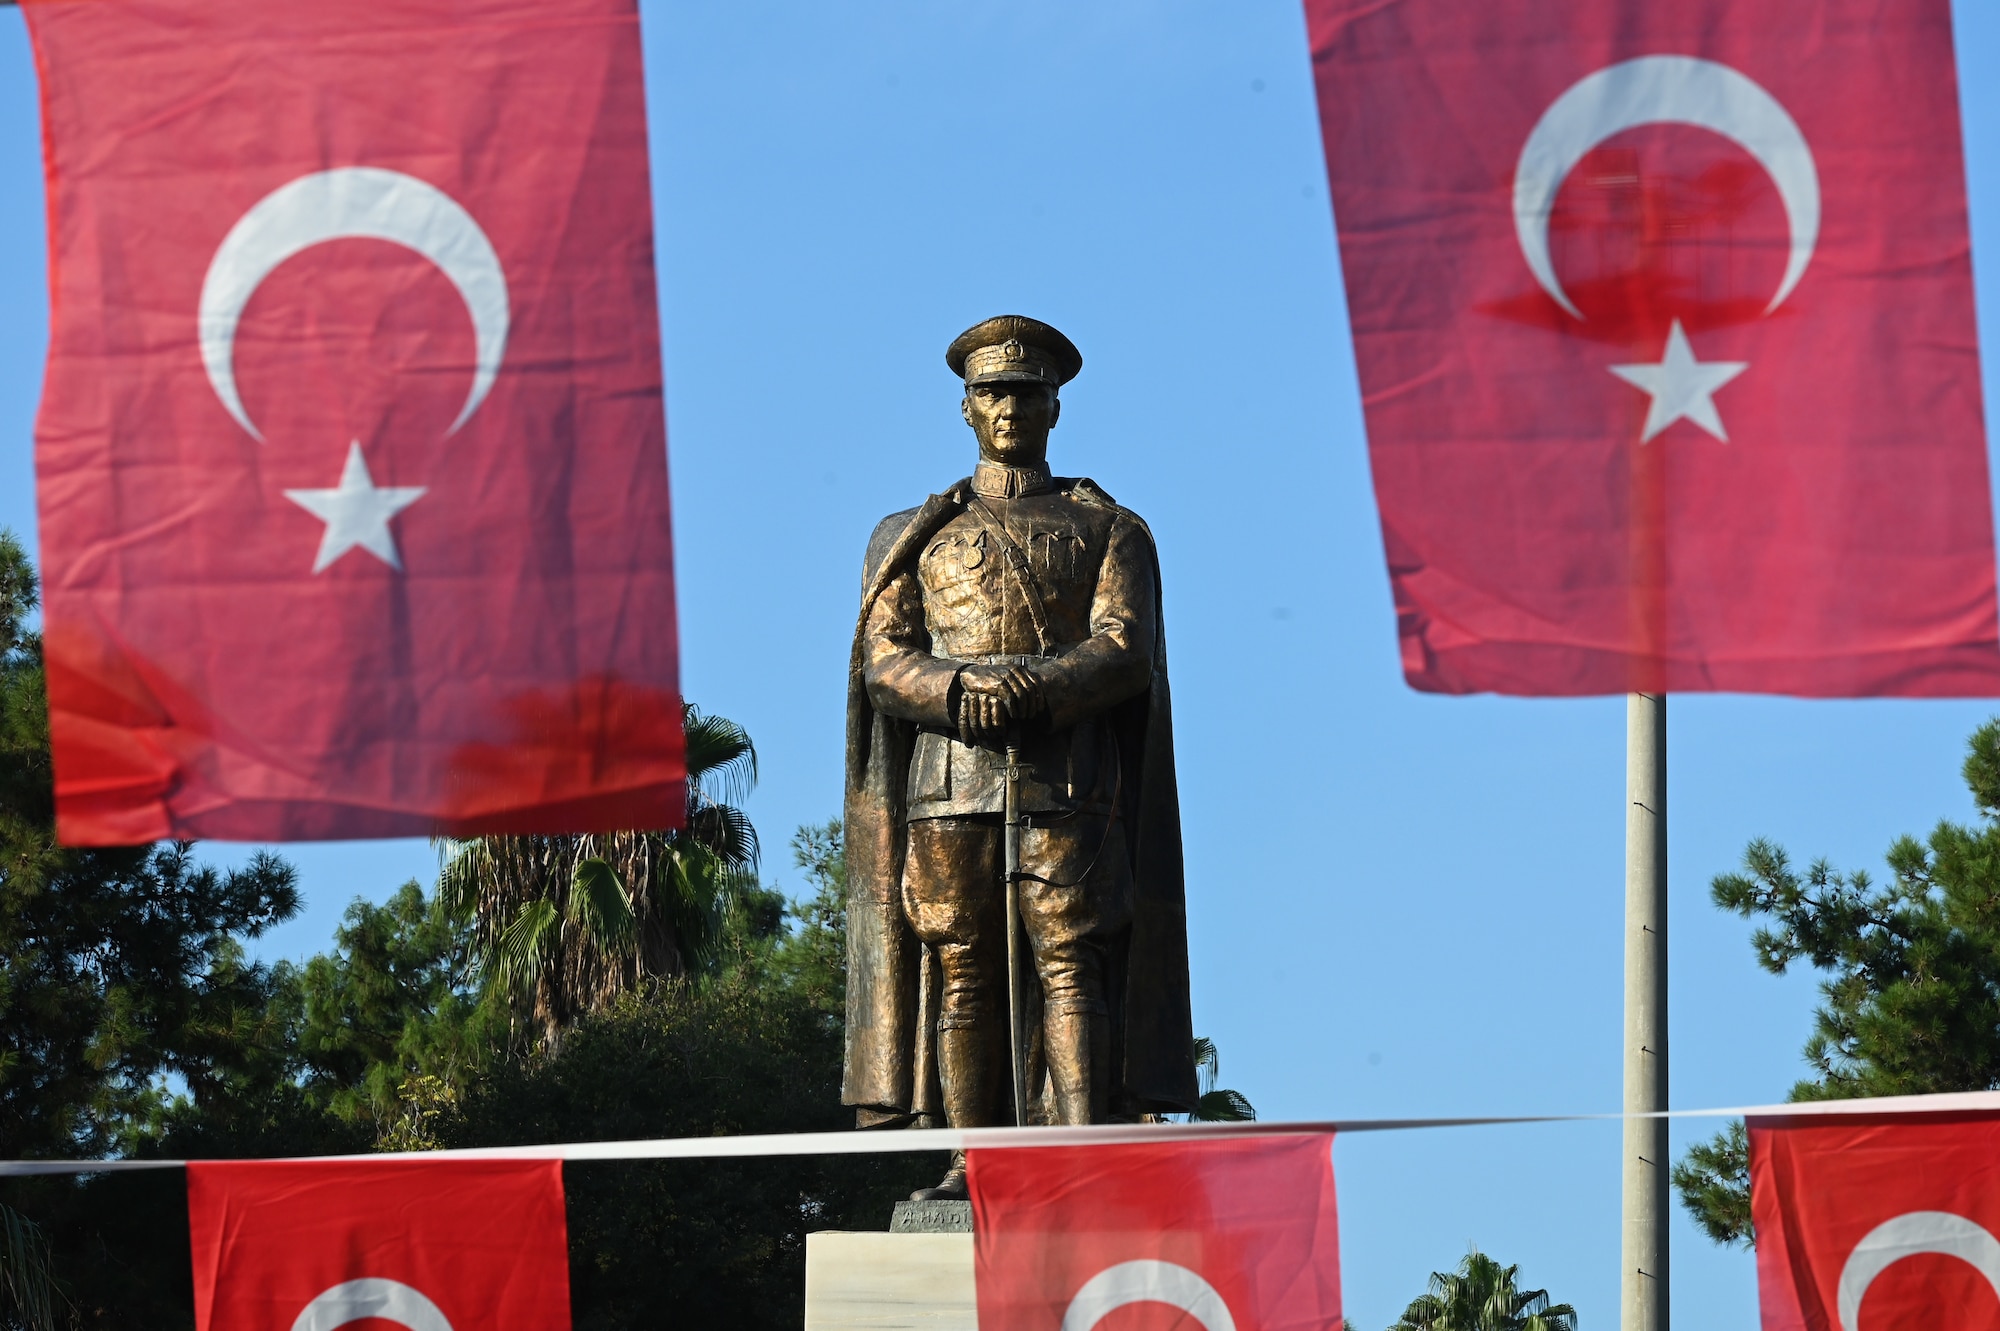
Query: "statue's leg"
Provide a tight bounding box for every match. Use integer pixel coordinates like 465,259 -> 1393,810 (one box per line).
902,816 -> 1007,1132
1019,817 -> 1133,1125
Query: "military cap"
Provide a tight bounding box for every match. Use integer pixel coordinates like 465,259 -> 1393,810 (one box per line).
946,315 -> 1082,389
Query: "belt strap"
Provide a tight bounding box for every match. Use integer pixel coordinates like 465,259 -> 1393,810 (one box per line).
967,495 -> 1053,656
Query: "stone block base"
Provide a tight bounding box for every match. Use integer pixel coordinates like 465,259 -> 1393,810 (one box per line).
803,1230 -> 975,1330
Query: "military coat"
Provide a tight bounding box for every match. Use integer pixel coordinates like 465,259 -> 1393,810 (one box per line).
841,473 -> 1197,1124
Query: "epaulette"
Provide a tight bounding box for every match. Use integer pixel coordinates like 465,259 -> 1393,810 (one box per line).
1062,477 -> 1120,508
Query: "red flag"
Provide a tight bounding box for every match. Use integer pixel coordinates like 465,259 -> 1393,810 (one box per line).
969,1136 -> 1341,1330
24,0 -> 683,843
1305,0 -> 1991,696
187,1160 -> 571,1331
1750,1113 -> 2000,1331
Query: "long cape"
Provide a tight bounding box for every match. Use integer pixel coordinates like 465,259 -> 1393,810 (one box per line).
841,476 -> 1197,1124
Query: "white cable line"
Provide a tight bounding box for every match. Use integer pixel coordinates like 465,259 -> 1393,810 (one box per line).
6,1089 -> 1999,1175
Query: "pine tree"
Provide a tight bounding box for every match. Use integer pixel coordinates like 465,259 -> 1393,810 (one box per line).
1675,718 -> 2000,1245
287,882 -> 508,1132
0,531 -> 300,1158
0,529 -> 316,1324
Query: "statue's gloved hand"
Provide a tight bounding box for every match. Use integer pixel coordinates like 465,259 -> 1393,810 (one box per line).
956,663 -> 1046,746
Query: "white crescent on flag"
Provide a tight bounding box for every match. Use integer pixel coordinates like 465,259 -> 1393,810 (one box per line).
1838,1211 -> 2000,1331
1060,1260 -> 1238,1331
1512,54 -> 1821,319
290,1277 -> 455,1331
198,166 -> 510,440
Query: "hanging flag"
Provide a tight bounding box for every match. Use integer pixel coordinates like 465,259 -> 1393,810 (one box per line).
187,1160 -> 571,1331
969,1136 -> 1342,1329
1750,1112 -> 2000,1331
1305,0 -> 1991,696
23,0 -> 683,843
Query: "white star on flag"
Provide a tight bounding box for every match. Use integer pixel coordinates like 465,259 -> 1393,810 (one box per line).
1608,319 -> 1750,443
283,442 -> 427,573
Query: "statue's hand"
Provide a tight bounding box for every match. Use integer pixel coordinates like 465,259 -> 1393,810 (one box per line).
956,689 -> 1006,748
956,664 -> 1047,746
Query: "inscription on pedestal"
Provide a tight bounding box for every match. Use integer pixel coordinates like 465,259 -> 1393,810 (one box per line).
890,1199 -> 973,1233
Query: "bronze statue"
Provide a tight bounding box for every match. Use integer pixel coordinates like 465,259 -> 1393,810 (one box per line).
842,315 -> 1196,1199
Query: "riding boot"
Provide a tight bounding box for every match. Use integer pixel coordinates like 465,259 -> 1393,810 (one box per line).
911,1150 -> 970,1202
1044,1005 -> 1112,1126
911,1024 -> 1001,1199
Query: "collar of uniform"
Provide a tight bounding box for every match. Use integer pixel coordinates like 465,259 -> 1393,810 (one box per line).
971,460 -> 1052,499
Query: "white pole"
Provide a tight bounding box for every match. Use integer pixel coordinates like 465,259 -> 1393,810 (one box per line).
1623,692 -> 1668,1331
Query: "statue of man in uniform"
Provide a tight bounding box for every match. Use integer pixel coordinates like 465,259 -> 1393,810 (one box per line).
842,315 -> 1196,1199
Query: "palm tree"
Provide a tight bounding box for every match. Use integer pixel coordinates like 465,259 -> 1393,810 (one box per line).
1391,1250 -> 1577,1331
440,703 -> 758,1047
1190,1036 -> 1257,1122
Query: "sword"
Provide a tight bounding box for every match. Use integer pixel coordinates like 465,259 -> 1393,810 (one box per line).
1003,725 -> 1028,1127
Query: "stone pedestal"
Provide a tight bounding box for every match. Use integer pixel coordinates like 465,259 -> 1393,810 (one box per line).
803,1203 -> 975,1330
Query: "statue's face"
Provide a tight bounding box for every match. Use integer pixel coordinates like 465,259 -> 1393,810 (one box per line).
962,380 -> 1060,464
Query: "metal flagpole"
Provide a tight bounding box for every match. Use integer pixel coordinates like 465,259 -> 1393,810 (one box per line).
1623,692 -> 1668,1331
1003,733 -> 1028,1127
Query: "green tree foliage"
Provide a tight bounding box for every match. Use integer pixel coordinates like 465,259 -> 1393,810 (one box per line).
440,707 -> 761,1045
413,817 -> 924,1328
0,1201 -> 69,1331
1390,1249 -> 1577,1331
446,983 -> 927,1328
1675,719 -> 2000,1246
286,882 -> 506,1131
0,533 -> 300,1160
0,890 -> 460,1327
0,523 -> 917,1327
4,815 -> 916,1328
0,528 -> 316,1321
1673,1120 -> 1753,1248
723,820 -> 845,1016
3,882 -> 502,1324
1190,1037 -> 1256,1122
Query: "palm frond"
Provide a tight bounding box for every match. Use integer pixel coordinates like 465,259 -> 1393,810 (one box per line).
442,706 -> 763,1045
435,839 -> 483,920
1392,1249 -> 1573,1331
662,846 -> 729,974
0,1203 -> 67,1331
569,857 -> 637,952
1394,1292 -> 1447,1331
684,802 -> 761,874
494,898 -> 559,1000
1192,1036 -> 1219,1093
683,705 -> 757,808
1193,1088 -> 1256,1122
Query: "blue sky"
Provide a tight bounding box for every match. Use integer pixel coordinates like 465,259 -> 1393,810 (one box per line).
1,2 -> 1997,1326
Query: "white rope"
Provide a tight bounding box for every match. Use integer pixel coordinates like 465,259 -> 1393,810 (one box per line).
6,1089 -> 1996,1176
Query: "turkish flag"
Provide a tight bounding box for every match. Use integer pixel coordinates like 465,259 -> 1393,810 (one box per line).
969,1136 -> 1342,1330
1750,1112 -> 2000,1331
1306,0 -> 1992,696
187,1160 -> 571,1331
23,0 -> 683,842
